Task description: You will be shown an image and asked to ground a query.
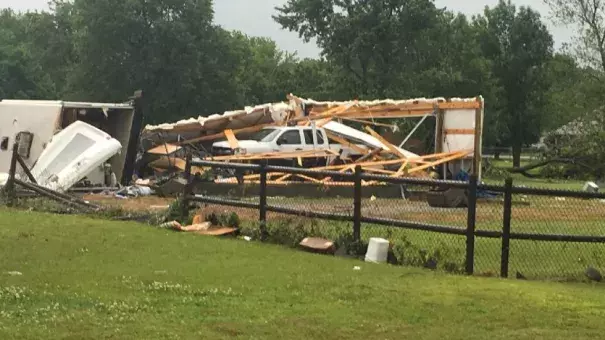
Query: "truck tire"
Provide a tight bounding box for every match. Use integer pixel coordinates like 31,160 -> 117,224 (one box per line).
426,188 -> 468,208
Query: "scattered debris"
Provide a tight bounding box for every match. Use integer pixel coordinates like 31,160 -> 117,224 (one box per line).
365,238 -> 390,264
159,221 -> 181,229
196,228 -> 239,236
173,222 -> 212,232
353,266 -> 362,271
155,177 -> 188,197
583,181 -> 599,193
149,205 -> 170,210
298,237 -> 336,255
6,271 -> 22,276
115,185 -> 153,198
585,266 -> 602,282
192,214 -> 204,224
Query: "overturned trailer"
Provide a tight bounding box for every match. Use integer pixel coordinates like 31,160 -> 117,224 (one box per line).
0,91 -> 144,187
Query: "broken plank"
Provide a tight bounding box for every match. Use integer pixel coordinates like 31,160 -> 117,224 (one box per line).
361,167 -> 397,175
364,126 -> 407,159
340,117 -> 395,128
316,118 -> 333,128
275,174 -> 292,183
407,151 -> 471,175
293,174 -> 323,183
224,129 -> 239,149
444,128 -> 475,135
355,148 -> 384,163
393,159 -> 410,177
147,143 -> 182,155
207,149 -> 336,161
325,132 -> 369,155
438,101 -> 482,110
180,123 -> 274,145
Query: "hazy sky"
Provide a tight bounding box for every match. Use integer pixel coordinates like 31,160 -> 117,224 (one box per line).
5,0 -> 575,58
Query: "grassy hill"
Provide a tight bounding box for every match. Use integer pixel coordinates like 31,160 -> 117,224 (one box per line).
0,208 -> 604,339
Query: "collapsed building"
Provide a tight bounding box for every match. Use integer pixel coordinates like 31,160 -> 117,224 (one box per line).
141,94 -> 484,187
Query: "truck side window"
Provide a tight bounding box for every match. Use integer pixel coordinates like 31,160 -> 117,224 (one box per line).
303,129 -> 325,145
0,137 -> 8,151
279,131 -> 302,145
303,130 -> 313,144
315,130 -> 325,144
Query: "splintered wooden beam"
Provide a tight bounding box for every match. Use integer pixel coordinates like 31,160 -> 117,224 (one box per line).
355,148 -> 384,163
444,128 -> 475,135
339,117 -> 395,128
208,149 -> 336,161
312,149 -> 464,171
305,99 -> 480,114
294,174 -> 323,183
180,123 -> 274,145
339,164 -> 356,173
316,118 -> 333,128
313,158 -> 406,171
224,129 -> 239,149
364,126 -> 407,159
361,167 -> 397,175
275,174 -> 292,182
393,159 -> 410,177
325,132 -> 369,155
407,150 -> 471,175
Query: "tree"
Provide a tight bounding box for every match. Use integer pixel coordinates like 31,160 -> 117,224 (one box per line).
543,53 -> 602,131
274,0 -> 446,98
0,9 -> 55,99
56,0 -> 242,124
544,0 -> 605,72
229,32 -> 299,106
474,0 -> 554,167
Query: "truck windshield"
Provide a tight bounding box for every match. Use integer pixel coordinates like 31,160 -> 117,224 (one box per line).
250,128 -> 280,142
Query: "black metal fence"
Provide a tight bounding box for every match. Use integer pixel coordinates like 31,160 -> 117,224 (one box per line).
182,157 -> 605,281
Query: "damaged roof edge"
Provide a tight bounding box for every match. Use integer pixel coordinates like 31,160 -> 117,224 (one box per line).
0,100 -> 134,110
143,95 -> 481,133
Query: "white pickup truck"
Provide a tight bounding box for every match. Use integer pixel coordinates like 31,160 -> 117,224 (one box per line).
211,126 -> 364,166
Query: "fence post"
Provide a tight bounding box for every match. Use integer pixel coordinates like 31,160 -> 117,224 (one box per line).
353,165 -> 362,242
259,161 -> 268,241
500,177 -> 513,278
6,142 -> 19,207
465,174 -> 478,275
16,153 -> 37,184
180,152 -> 193,223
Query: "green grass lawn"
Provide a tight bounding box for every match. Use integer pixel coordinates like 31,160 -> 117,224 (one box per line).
1,209 -> 605,339
483,158 -> 586,190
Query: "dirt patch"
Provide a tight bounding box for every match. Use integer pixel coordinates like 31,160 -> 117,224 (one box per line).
82,195 -> 174,212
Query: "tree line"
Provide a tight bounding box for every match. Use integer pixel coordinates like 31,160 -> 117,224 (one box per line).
1,0 -> 604,167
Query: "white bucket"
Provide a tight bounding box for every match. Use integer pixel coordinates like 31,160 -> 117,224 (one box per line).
365,238 -> 390,264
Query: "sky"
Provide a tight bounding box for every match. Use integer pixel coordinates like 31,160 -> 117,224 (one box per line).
5,0 -> 575,58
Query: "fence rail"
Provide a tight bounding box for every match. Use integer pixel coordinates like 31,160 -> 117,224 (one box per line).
182,158 -> 605,281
